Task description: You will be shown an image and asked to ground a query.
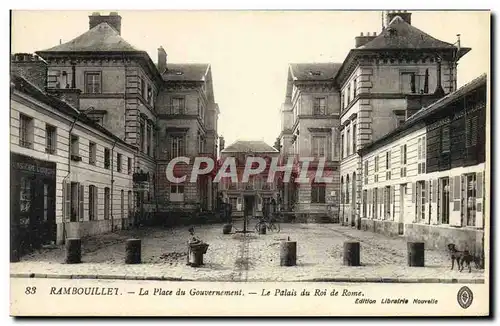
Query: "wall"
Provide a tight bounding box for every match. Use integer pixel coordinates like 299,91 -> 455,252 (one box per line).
11,90 -> 135,244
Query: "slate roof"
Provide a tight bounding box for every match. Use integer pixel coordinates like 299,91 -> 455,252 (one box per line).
162,63 -> 210,81
359,73 -> 487,155
289,63 -> 342,81
38,22 -> 139,53
222,140 -> 279,153
359,15 -> 457,50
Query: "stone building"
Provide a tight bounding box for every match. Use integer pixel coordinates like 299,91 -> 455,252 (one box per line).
218,140 -> 280,219
358,74 -> 486,258
10,53 -> 136,255
277,63 -> 341,222
338,11 -> 470,229
156,62 -> 220,214
31,12 -> 220,224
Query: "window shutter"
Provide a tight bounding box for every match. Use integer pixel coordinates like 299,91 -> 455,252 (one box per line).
79,184 -> 84,220
423,181 -> 427,204
449,177 -> 454,199
453,176 -> 461,200
432,179 -> 438,203
476,172 -> 483,198
412,182 -> 416,203
64,182 -> 71,221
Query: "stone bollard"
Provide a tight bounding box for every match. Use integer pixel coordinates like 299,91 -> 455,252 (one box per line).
343,241 -> 360,266
280,241 -> 297,266
407,242 -> 425,267
222,224 -> 232,235
259,223 -> 267,235
65,238 -> 82,264
125,239 -> 142,264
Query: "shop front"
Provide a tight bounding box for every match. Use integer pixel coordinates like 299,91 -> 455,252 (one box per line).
10,152 -> 56,260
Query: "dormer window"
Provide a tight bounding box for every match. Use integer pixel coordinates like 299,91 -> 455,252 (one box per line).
309,71 -> 322,76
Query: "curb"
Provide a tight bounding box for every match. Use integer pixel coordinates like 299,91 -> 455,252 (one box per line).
10,273 -> 484,284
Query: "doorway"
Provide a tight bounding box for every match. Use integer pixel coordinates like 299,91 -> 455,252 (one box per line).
398,184 -> 407,235
438,177 -> 450,224
244,195 -> 255,218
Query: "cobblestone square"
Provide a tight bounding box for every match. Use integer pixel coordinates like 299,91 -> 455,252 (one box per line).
10,222 -> 485,282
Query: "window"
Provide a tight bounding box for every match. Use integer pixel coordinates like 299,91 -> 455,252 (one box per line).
104,148 -> 110,169
148,86 -> 153,106
45,124 -> 57,154
466,115 -> 478,147
70,134 -> 79,156
341,133 -> 345,159
353,78 -> 357,98
128,190 -> 133,216
386,151 -> 390,170
464,173 -> 477,227
346,127 -> 351,156
400,72 -> 427,94
312,136 -> 327,157
373,187 -> 378,219
352,124 -> 357,154
311,183 -> 326,203
171,136 -> 185,158
347,85 -> 351,103
121,190 -> 125,220
362,190 -> 367,217
400,144 -> 407,177
64,182 -> 84,222
438,177 -> 450,225
85,72 -> 101,94
19,114 -> 33,148
152,129 -> 156,158
384,186 -> 391,219
140,78 -> 145,98
171,97 -> 185,114
341,93 -> 345,110
20,176 -> 32,215
139,120 -> 145,152
170,184 -> 185,202
346,175 -> 350,204
313,97 -> 327,115
89,185 -> 97,221
104,187 -> 110,220
441,125 -> 450,153
340,177 -> 344,204
146,124 -> 151,155
416,181 -> 426,221
128,157 -> 132,174
117,153 -> 122,172
364,160 -> 369,184
89,142 -> 96,165
417,136 -> 426,174
374,156 -> 379,172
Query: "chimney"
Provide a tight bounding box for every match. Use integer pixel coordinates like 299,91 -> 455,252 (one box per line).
386,10 -> 412,25
89,12 -> 122,35
46,88 -> 82,110
11,53 -> 47,90
355,32 -> 377,48
157,46 -> 167,73
433,57 -> 445,97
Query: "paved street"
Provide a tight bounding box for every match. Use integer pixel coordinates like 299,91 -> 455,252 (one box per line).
10,222 -> 484,282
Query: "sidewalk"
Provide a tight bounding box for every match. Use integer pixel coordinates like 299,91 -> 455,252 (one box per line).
10,223 -> 485,283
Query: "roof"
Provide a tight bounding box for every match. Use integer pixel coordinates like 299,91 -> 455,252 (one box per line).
222,140 -> 279,153
10,73 -> 137,150
289,63 -> 342,81
359,16 -> 459,50
38,22 -> 139,53
162,63 -> 210,81
359,73 -> 487,155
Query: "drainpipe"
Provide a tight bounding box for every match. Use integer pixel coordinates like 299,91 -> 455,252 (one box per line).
111,139 -> 118,231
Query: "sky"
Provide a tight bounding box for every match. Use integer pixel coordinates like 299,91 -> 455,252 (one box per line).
10,10 -> 490,148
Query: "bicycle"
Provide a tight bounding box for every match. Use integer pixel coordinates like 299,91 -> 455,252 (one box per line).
254,216 -> 281,233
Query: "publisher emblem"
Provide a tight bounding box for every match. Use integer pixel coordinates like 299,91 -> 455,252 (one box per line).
457,286 -> 473,309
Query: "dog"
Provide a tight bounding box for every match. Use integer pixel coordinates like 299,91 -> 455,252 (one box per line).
447,243 -> 481,273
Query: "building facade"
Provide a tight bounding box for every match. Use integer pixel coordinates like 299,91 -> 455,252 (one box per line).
277,63 -> 341,222
359,74 -> 486,258
337,11 -> 470,228
218,140 -> 280,219
10,54 -> 137,254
